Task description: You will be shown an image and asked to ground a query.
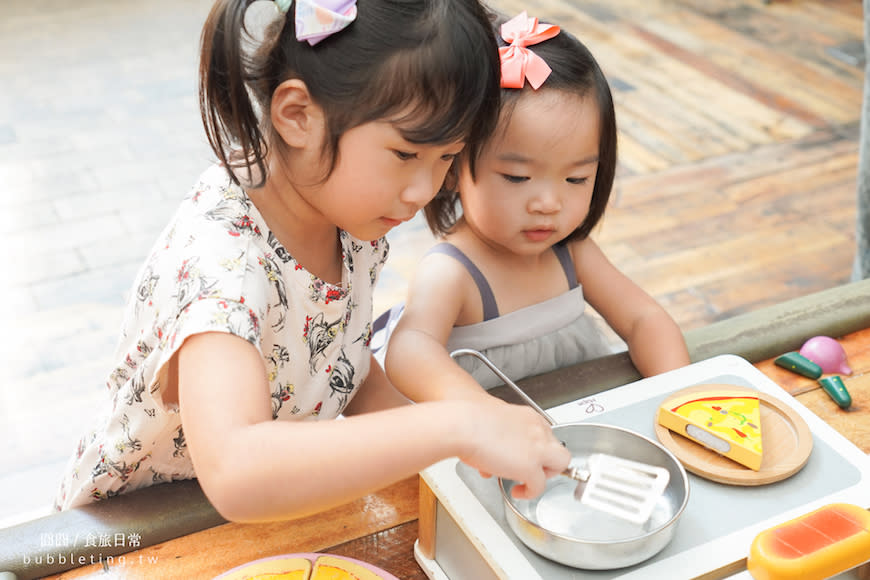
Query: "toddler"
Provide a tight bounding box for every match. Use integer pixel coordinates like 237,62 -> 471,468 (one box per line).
382,11 -> 691,399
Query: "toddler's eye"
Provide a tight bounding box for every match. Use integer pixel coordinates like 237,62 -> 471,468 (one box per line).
567,177 -> 589,185
393,150 -> 417,161
501,174 -> 528,184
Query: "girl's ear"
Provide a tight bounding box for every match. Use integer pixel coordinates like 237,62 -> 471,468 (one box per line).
270,79 -> 325,149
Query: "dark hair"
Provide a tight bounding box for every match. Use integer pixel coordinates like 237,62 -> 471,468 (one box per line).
424,17 -> 617,241
199,0 -> 501,187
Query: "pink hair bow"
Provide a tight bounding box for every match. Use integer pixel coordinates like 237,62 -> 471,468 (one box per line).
498,11 -> 560,89
275,0 -> 357,46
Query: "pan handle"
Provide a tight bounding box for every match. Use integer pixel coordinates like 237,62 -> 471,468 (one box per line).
449,348 -> 556,426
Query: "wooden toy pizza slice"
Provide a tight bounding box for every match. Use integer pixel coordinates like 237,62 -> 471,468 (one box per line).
657,386 -> 764,470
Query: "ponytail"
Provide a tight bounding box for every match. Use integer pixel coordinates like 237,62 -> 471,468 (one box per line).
199,0 -> 269,186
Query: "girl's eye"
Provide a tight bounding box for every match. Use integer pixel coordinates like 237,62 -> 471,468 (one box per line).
501,174 -> 528,184
440,153 -> 458,162
393,150 -> 417,161
567,177 -> 590,185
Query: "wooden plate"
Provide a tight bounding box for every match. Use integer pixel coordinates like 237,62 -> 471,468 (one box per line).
654,384 -> 813,485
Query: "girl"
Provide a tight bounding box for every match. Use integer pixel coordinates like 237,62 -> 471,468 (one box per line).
382,12 -> 690,400
54,0 -> 571,521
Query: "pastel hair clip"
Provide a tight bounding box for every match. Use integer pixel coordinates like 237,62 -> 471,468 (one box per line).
274,0 -> 357,46
498,11 -> 560,90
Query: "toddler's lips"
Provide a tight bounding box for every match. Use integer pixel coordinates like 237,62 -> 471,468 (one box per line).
523,228 -> 554,242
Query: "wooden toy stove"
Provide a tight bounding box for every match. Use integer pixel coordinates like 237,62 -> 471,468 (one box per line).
413,355 -> 870,579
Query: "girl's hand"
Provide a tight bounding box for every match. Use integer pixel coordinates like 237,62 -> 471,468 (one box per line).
457,398 -> 571,499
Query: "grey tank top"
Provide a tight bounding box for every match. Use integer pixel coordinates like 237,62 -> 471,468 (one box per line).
428,242 -> 578,321
371,242 -> 614,389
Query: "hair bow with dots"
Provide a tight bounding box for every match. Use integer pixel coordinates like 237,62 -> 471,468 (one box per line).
498,11 -> 560,89
275,0 -> 357,46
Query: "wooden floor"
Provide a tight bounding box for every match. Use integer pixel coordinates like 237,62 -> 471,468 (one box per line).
470,0 -> 865,332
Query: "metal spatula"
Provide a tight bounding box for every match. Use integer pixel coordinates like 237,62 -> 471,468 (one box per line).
561,453 -> 670,524
450,348 -> 671,525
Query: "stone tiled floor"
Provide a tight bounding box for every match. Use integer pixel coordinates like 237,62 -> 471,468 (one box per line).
1,0 -> 216,526
0,0 -> 436,527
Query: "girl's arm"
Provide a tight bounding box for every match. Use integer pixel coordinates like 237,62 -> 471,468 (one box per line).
384,252 -> 492,403
177,331 -> 570,523
342,354 -> 411,415
572,238 -> 690,375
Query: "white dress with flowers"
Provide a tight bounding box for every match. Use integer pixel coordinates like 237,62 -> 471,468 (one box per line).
55,164 -> 388,510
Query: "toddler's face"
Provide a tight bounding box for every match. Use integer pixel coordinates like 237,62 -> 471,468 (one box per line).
458,89 -> 600,254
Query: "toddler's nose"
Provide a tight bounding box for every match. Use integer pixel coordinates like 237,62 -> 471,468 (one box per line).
529,188 -> 561,213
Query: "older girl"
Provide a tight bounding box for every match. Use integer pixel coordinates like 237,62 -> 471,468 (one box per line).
55,0 -> 570,521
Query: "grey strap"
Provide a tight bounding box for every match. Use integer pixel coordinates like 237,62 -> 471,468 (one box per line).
428,243 -> 500,320
428,242 -> 578,321
553,243 -> 579,289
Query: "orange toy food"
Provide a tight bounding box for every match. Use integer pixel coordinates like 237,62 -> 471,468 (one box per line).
311,555 -> 386,579
219,556 -> 311,579
747,503 -> 870,580
657,387 -> 763,470
217,554 -> 394,580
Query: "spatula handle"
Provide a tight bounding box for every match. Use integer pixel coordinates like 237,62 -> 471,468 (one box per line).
561,466 -> 590,482
449,348 -> 556,425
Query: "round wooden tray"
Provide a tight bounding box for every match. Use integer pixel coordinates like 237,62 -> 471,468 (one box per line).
654,384 -> 813,486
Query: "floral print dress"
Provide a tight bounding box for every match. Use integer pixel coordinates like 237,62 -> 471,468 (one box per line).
55,165 -> 389,510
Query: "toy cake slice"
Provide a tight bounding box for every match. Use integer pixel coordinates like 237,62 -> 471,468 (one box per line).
311,555 -> 387,579
657,387 -> 764,470
221,556 -> 312,579
218,554 -> 393,580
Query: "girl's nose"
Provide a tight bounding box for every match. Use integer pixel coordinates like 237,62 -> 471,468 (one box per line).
401,167 -> 442,207
528,187 -> 561,213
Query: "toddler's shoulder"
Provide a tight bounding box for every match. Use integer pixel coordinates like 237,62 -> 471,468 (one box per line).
563,236 -> 605,267
407,242 -> 477,293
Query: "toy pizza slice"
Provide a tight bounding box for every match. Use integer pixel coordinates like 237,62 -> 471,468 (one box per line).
657,387 -> 763,470
311,555 -> 387,579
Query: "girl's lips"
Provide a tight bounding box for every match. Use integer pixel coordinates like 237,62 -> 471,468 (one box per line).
523,229 -> 554,242
380,217 -> 403,227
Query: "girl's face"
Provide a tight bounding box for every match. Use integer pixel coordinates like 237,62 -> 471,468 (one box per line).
298,119 -> 464,241
458,89 -> 601,255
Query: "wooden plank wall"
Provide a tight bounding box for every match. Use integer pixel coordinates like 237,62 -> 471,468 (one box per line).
490,0 -> 865,332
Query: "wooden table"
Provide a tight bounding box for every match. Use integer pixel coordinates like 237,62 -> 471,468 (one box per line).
755,326 -> 870,453
47,474 -> 426,579
46,329 -> 870,580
